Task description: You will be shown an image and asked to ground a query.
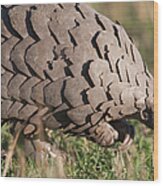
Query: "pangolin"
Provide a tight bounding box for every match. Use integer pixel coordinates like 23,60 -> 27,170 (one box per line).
1,3 -> 154,154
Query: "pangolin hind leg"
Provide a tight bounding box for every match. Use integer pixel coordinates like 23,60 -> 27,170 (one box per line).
22,108 -> 58,167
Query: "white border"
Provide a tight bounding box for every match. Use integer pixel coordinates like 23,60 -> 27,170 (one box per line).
1,0 -> 163,186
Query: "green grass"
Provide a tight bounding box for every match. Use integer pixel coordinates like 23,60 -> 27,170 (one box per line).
1,120 -> 154,180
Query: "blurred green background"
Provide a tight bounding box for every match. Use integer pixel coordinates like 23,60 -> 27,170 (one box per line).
1,2 -> 154,180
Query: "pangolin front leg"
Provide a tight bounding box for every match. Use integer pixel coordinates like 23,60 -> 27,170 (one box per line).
110,119 -> 135,151
85,119 -> 135,150
87,121 -> 119,147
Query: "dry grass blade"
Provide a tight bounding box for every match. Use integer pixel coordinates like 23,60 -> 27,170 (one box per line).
2,126 -> 23,177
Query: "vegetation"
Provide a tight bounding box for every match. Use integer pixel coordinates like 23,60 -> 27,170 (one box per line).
1,120 -> 154,180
